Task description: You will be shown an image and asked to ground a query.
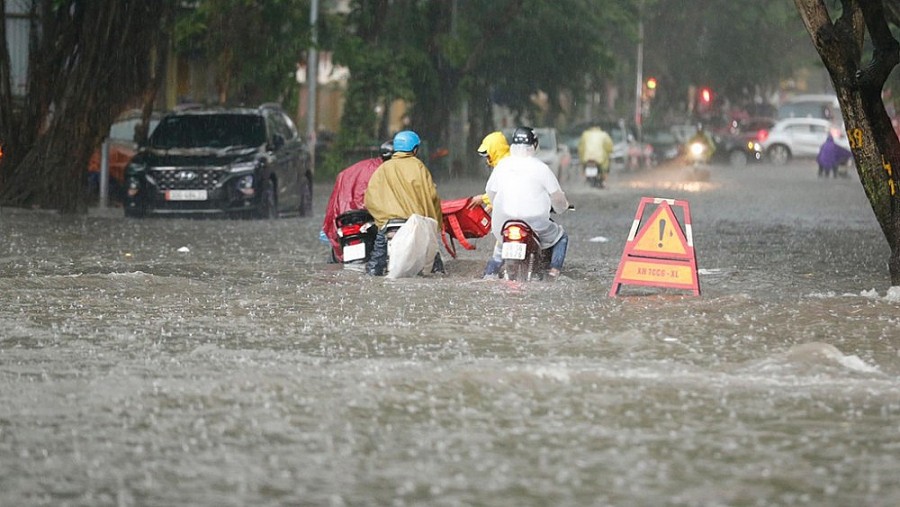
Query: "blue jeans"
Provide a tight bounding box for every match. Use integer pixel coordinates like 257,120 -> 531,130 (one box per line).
483,230 -> 568,275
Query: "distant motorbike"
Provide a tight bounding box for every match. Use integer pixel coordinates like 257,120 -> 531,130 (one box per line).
500,219 -> 551,282
335,209 -> 376,264
687,140 -> 710,168
583,160 -> 604,188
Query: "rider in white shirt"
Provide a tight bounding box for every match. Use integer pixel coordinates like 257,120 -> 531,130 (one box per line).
483,127 -> 570,279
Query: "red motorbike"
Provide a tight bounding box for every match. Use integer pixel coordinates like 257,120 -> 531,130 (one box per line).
335,209 -> 376,264
499,220 -> 552,282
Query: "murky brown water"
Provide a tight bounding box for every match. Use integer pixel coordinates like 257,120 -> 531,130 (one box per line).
2,160 -> 899,506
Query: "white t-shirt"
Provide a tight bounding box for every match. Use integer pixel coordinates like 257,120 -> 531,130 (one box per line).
485,151 -> 568,248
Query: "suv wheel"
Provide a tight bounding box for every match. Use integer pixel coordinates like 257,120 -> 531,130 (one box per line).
768,145 -> 791,165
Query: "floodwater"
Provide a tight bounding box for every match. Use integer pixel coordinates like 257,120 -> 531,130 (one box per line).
1,160 -> 899,506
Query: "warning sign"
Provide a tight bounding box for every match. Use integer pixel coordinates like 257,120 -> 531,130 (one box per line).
609,198 -> 700,296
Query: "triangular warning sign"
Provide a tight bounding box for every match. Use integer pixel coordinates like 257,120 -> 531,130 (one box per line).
630,201 -> 689,258
610,197 -> 700,297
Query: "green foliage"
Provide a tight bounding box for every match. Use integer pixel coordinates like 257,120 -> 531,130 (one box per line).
174,0 -> 311,105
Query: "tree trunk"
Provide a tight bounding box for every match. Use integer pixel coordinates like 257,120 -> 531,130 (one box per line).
0,0 -> 175,213
794,0 -> 900,285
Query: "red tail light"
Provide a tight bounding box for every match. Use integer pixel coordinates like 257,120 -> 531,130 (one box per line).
756,129 -> 769,143
504,225 -> 528,241
338,224 -> 362,238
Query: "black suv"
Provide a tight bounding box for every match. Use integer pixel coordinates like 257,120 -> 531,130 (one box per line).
123,104 -> 313,218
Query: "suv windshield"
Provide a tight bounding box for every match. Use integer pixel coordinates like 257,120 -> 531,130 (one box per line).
149,114 -> 267,149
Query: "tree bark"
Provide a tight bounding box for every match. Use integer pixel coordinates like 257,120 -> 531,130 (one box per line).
0,0 -> 175,213
794,0 -> 900,285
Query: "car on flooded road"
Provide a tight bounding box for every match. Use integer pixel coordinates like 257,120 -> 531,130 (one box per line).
123,104 -> 313,219
760,117 -> 846,165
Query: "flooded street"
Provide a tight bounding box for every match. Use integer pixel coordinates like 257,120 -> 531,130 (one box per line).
2,160 -> 899,506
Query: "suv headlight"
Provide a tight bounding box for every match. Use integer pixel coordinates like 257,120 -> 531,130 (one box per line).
236,174 -> 255,196
229,161 -> 257,173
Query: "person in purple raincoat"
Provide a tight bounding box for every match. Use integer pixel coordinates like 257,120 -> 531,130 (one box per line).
816,134 -> 852,178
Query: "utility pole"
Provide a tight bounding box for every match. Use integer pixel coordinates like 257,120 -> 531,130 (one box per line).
306,0 -> 319,173
634,3 -> 644,142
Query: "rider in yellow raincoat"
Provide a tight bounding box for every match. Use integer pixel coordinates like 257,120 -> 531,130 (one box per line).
476,131 -> 510,211
364,130 -> 443,276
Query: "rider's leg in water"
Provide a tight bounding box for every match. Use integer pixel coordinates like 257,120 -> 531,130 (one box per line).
366,231 -> 388,276
483,240 -> 503,278
548,230 -> 569,278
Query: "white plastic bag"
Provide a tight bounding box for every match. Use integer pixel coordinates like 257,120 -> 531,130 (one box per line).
387,214 -> 440,279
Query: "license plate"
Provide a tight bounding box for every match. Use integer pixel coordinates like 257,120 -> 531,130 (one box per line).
502,242 -> 527,260
166,189 -> 208,201
343,242 -> 366,262
585,166 -> 599,177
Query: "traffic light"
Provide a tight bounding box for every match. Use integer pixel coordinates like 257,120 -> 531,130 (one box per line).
646,77 -> 657,99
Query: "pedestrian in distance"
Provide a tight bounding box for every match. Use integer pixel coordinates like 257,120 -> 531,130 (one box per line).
816,133 -> 852,178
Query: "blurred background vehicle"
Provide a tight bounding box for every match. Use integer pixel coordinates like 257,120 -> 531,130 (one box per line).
88,110 -> 162,201
760,117 -> 846,165
642,128 -> 682,165
777,94 -> 841,122
503,127 -> 571,177
716,117 -> 775,166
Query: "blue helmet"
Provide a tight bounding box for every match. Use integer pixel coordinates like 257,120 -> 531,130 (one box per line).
393,130 -> 421,153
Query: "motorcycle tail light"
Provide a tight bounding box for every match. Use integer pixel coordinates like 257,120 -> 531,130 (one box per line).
340,224 -> 362,236
504,225 -> 525,241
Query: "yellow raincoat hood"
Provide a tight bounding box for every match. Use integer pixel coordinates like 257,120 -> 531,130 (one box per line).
364,152 -> 442,229
477,131 -> 510,168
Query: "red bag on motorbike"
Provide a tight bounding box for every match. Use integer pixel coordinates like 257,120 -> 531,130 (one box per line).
440,196 -> 491,258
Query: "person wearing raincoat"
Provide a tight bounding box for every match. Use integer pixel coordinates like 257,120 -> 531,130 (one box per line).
577,125 -> 614,187
321,141 -> 393,262
816,133 -> 852,178
364,130 -> 444,276
482,126 -> 570,280
476,131 -> 511,212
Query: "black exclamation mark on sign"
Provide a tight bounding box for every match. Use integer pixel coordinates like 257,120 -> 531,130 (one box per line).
658,219 -> 666,248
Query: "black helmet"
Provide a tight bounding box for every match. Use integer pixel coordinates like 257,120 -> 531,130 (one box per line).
379,141 -> 394,161
511,127 -> 538,148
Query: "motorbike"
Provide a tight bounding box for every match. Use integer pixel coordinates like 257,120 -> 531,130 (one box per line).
583,160 -> 604,188
499,205 -> 574,282
500,220 -> 551,282
382,217 -> 408,263
335,209 -> 377,264
687,139 -> 710,168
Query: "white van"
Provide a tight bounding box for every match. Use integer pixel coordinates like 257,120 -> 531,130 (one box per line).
777,94 -> 841,122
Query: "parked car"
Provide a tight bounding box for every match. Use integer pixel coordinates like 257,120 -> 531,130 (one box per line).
642,127 -> 682,164
88,110 -> 162,200
760,117 -> 846,165
502,127 -> 571,177
717,117 -> 775,166
123,104 -> 313,218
